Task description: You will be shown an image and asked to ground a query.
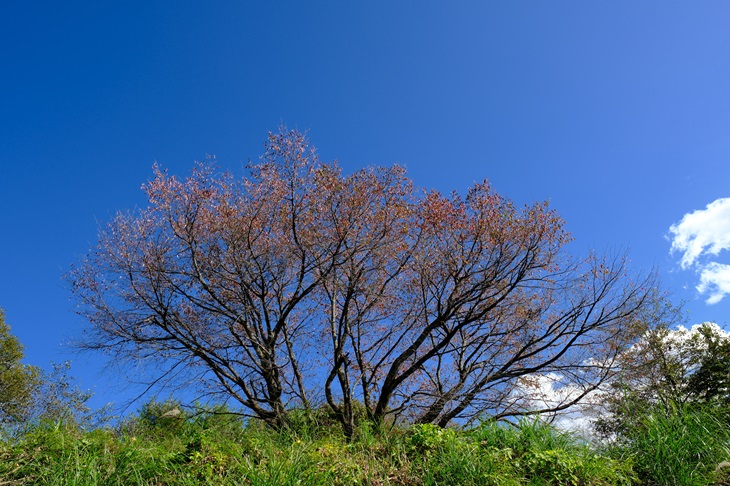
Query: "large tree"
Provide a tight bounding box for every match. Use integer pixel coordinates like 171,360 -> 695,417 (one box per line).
69,128 -> 657,436
0,308 -> 41,425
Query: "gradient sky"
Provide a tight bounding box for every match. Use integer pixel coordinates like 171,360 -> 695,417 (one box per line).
2,1 -> 730,412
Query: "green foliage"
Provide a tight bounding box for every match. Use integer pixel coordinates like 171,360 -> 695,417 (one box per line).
684,324 -> 730,404
403,420 -> 636,486
280,403 -> 358,441
592,320 -> 730,485
0,409 -> 639,485
133,398 -> 189,437
610,402 -> 730,486
407,423 -> 459,455
466,420 -> 637,486
0,308 -> 41,425
0,310 -> 107,435
596,322 -> 730,439
525,449 -> 582,485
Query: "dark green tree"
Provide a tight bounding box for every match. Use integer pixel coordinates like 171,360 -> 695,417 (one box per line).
684,323 -> 730,404
0,308 -> 41,424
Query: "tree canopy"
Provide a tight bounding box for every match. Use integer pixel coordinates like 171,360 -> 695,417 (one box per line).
0,308 -> 40,425
69,128 -> 659,437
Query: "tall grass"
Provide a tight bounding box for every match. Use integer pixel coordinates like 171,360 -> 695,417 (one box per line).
7,401 -> 724,485
465,420 -> 636,486
612,403 -> 730,486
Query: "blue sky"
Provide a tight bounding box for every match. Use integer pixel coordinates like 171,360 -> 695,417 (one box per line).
2,1 -> 730,412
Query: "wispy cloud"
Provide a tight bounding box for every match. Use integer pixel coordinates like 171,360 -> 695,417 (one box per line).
669,198 -> 730,304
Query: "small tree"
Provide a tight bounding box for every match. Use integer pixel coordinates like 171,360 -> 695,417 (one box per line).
30,361 -> 112,429
594,321 -> 730,439
0,308 -> 41,425
684,324 -> 730,404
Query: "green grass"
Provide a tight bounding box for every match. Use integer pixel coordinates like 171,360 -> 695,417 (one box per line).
608,403 -> 730,486
0,410 -> 631,486
1,403 -> 728,485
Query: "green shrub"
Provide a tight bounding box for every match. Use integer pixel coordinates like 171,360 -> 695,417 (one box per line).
135,398 -> 188,436
408,423 -> 459,455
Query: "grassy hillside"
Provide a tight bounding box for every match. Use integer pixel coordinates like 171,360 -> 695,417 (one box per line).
1,402 -> 728,485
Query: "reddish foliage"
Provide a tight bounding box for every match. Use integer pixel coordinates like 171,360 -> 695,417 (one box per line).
69,128 -> 657,434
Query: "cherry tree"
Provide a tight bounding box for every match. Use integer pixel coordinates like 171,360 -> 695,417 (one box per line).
69,128 -> 657,436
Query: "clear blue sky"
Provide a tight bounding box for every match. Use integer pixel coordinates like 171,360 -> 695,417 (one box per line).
2,1 -> 730,412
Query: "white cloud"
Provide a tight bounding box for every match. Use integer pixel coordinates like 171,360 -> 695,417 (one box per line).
512,373 -> 601,437
669,198 -> 730,303
698,262 -> 730,305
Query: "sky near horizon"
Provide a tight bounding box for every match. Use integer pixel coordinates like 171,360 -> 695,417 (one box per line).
2,1 -> 730,412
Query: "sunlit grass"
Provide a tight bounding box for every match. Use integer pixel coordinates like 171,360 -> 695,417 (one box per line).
609,403 -> 730,486
2,403 -> 728,485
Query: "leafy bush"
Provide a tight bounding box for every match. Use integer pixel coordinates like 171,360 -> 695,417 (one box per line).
407,423 -> 459,455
